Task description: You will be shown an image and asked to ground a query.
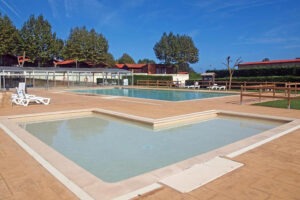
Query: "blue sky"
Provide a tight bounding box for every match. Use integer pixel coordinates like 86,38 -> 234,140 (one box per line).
1,0 -> 300,72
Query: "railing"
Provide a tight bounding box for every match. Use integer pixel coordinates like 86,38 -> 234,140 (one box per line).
137,80 -> 174,87
191,81 -> 284,90
240,83 -> 300,109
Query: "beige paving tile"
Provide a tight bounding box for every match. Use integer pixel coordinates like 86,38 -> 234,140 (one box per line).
1,88 -> 300,199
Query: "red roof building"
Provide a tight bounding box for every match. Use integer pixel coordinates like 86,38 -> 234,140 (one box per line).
115,63 -> 176,74
238,58 -> 300,69
54,60 -> 107,68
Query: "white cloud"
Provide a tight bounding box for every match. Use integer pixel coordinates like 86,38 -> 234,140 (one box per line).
236,36 -> 300,45
1,0 -> 21,19
284,44 -> 300,49
48,0 -> 59,18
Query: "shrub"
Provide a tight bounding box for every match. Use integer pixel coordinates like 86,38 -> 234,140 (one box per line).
216,76 -> 300,82
207,67 -> 300,78
122,75 -> 172,85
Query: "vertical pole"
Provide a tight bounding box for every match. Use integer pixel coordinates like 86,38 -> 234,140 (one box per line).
0,73 -> 2,90
288,87 -> 291,109
102,72 -> 104,85
92,72 -> 95,86
46,71 -> 49,90
24,71 -> 26,84
54,71 -> 56,87
3,75 -> 5,90
240,85 -> 243,104
259,84 -> 262,102
131,69 -> 134,86
33,71 -> 35,87
67,71 -> 70,87
117,72 -> 120,86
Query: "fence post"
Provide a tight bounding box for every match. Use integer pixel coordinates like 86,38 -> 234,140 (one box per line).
259,84 -> 262,102
240,85 -> 243,104
287,87 -> 291,109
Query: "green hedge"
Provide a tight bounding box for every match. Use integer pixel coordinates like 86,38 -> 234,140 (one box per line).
216,76 -> 300,82
122,75 -> 173,85
207,67 -> 300,78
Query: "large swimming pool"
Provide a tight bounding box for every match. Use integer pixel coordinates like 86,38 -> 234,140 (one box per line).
22,112 -> 283,183
72,88 -> 233,101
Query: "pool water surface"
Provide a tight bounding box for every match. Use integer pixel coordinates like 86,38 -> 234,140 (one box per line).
22,114 -> 282,182
72,88 -> 233,101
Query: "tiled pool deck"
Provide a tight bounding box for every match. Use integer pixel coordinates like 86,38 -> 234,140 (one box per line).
1,88 -> 300,199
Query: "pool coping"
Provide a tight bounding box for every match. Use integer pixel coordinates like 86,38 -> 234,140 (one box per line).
0,109 -> 299,199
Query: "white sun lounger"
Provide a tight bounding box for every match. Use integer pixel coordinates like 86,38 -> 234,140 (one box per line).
217,85 -> 226,90
11,88 -> 51,106
207,84 -> 218,90
207,84 -> 226,90
184,82 -> 200,89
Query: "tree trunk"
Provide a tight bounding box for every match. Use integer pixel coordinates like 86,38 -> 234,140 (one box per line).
229,72 -> 233,90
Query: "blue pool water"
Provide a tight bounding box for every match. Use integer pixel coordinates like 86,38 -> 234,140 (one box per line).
72,88 -> 233,101
22,115 -> 281,182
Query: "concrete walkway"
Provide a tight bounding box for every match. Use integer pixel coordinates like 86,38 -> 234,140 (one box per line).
1,88 -> 299,199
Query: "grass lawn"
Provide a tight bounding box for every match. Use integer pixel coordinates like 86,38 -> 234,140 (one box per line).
254,99 -> 300,110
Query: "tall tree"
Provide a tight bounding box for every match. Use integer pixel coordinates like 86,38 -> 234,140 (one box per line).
118,53 -> 135,64
223,56 -> 242,90
153,32 -> 199,72
19,15 -> 55,67
63,27 -> 109,65
262,58 -> 270,62
104,52 -> 116,67
51,33 -> 64,60
0,14 -> 21,55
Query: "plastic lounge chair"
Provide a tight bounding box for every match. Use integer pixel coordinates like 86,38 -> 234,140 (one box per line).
207,84 -> 218,90
11,89 -> 50,106
12,87 -> 36,99
217,85 -> 226,90
194,81 -> 200,89
184,85 -> 192,89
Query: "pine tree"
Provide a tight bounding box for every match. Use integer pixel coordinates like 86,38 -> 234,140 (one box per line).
63,27 -> 109,64
19,15 -> 55,67
0,14 -> 21,55
153,32 -> 199,72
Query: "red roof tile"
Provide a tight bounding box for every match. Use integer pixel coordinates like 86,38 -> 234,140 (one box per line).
239,59 -> 300,66
125,64 -> 147,68
55,60 -> 76,65
115,64 -> 125,68
115,64 -> 147,69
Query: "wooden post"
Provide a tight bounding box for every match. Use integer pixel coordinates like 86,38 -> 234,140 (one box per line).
259,84 -> 262,102
287,87 -> 291,109
240,85 -> 243,104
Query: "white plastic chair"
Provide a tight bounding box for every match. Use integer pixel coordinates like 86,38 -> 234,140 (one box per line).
11,87 -> 51,106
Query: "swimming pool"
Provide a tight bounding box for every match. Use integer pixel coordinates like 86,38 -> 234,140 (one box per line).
72,88 -> 233,101
21,111 -> 283,183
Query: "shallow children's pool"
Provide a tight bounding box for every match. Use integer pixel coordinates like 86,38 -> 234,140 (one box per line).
22,113 -> 282,183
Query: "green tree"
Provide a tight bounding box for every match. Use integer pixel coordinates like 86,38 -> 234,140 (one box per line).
104,52 -> 116,67
0,13 -> 21,55
262,58 -> 270,62
63,27 -> 109,65
51,33 -> 64,60
19,15 -> 55,67
153,32 -> 199,72
137,58 -> 156,64
118,53 -> 135,64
